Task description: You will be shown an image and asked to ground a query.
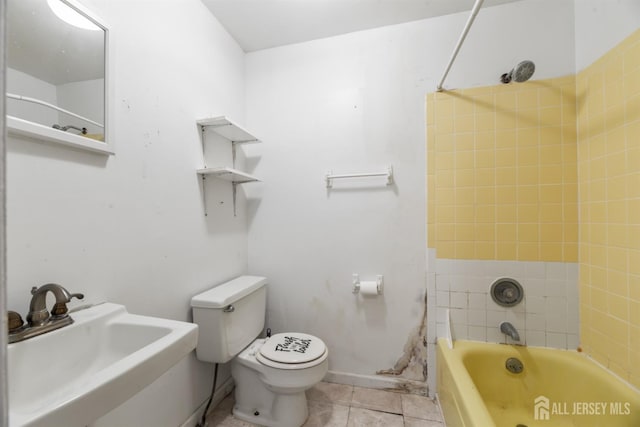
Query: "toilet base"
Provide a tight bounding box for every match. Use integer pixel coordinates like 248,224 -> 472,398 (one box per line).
231,340 -> 325,427
233,391 -> 308,427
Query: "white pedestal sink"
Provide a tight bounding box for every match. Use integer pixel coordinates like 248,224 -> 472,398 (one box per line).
8,303 -> 198,427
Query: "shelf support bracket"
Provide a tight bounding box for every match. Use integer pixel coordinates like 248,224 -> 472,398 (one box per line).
232,182 -> 238,217
201,175 -> 208,217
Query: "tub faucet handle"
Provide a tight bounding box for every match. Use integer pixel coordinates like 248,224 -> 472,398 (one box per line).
8,311 -> 24,333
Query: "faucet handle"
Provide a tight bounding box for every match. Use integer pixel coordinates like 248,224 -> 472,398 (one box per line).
8,311 -> 25,333
51,293 -> 84,317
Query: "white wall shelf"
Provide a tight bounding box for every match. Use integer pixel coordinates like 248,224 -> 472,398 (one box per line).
196,167 -> 260,183
196,116 -> 260,144
196,116 -> 262,216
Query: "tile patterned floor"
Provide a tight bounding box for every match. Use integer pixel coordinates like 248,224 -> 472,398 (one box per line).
207,381 -> 445,427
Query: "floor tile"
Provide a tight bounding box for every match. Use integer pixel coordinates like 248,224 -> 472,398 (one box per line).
401,393 -> 443,421
207,409 -> 258,427
346,407 -> 404,427
212,416 -> 259,427
351,386 -> 403,414
404,416 -> 445,427
306,381 -> 354,406
207,385 -> 447,427
207,394 -> 258,427
302,400 -> 350,427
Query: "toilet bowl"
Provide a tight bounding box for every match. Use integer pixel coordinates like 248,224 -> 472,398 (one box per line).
191,276 -> 329,427
232,333 -> 328,426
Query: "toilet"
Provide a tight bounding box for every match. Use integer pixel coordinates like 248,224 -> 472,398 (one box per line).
191,275 -> 328,427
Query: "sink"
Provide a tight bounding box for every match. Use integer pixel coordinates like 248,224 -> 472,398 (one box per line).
8,302 -> 198,427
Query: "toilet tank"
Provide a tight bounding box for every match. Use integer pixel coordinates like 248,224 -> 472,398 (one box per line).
191,276 -> 267,363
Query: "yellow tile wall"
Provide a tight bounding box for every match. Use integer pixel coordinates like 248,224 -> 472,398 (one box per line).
427,76 -> 578,262
425,26 -> 640,390
577,28 -> 640,388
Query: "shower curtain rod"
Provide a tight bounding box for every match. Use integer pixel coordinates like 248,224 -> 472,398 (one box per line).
436,0 -> 485,91
6,93 -> 104,128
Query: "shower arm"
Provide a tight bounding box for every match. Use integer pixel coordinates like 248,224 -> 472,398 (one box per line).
436,0 -> 485,91
53,124 -> 88,135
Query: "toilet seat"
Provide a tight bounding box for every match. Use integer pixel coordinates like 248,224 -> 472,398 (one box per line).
256,333 -> 327,370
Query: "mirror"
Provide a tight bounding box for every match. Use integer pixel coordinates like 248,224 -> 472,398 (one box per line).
6,0 -> 112,154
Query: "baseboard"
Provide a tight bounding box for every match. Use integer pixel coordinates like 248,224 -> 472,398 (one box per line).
179,377 -> 235,427
324,370 -> 428,396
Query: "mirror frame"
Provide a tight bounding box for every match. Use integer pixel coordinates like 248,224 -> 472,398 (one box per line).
7,0 -> 113,155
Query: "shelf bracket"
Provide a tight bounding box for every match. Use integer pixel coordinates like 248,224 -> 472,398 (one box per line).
232,182 -> 238,217
231,141 -> 237,168
199,125 -> 207,169
201,175 -> 208,217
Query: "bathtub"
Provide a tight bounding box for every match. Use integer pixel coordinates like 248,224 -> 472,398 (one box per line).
437,338 -> 640,427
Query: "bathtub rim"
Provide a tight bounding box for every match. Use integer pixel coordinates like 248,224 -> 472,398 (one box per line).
437,338 -> 640,427
436,338 -> 496,427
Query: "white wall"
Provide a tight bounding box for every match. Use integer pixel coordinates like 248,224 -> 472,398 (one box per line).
574,0 -> 640,71
57,78 -> 105,135
6,0 -> 246,425
7,68 -> 58,126
245,0 -> 576,393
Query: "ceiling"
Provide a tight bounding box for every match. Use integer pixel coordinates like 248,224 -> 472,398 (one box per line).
202,0 -> 524,52
7,0 -> 104,86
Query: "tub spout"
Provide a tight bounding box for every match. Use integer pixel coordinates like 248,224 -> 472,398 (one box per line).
500,321 -> 520,342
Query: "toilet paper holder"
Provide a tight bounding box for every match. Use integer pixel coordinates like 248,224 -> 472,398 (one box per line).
352,274 -> 384,295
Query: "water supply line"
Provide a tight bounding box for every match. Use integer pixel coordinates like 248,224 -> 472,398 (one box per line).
196,363 -> 219,427
436,0 -> 485,91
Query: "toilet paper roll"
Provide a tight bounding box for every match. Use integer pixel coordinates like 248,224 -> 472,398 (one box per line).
359,281 -> 381,296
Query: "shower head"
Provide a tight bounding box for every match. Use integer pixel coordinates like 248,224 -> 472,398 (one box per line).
500,60 -> 536,84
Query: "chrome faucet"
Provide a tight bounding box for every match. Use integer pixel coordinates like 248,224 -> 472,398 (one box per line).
499,321 -> 520,342
9,284 -> 84,343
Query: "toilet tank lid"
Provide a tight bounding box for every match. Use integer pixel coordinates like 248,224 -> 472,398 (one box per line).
191,275 -> 267,309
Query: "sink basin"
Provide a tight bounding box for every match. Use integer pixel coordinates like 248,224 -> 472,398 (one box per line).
8,302 -> 198,427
